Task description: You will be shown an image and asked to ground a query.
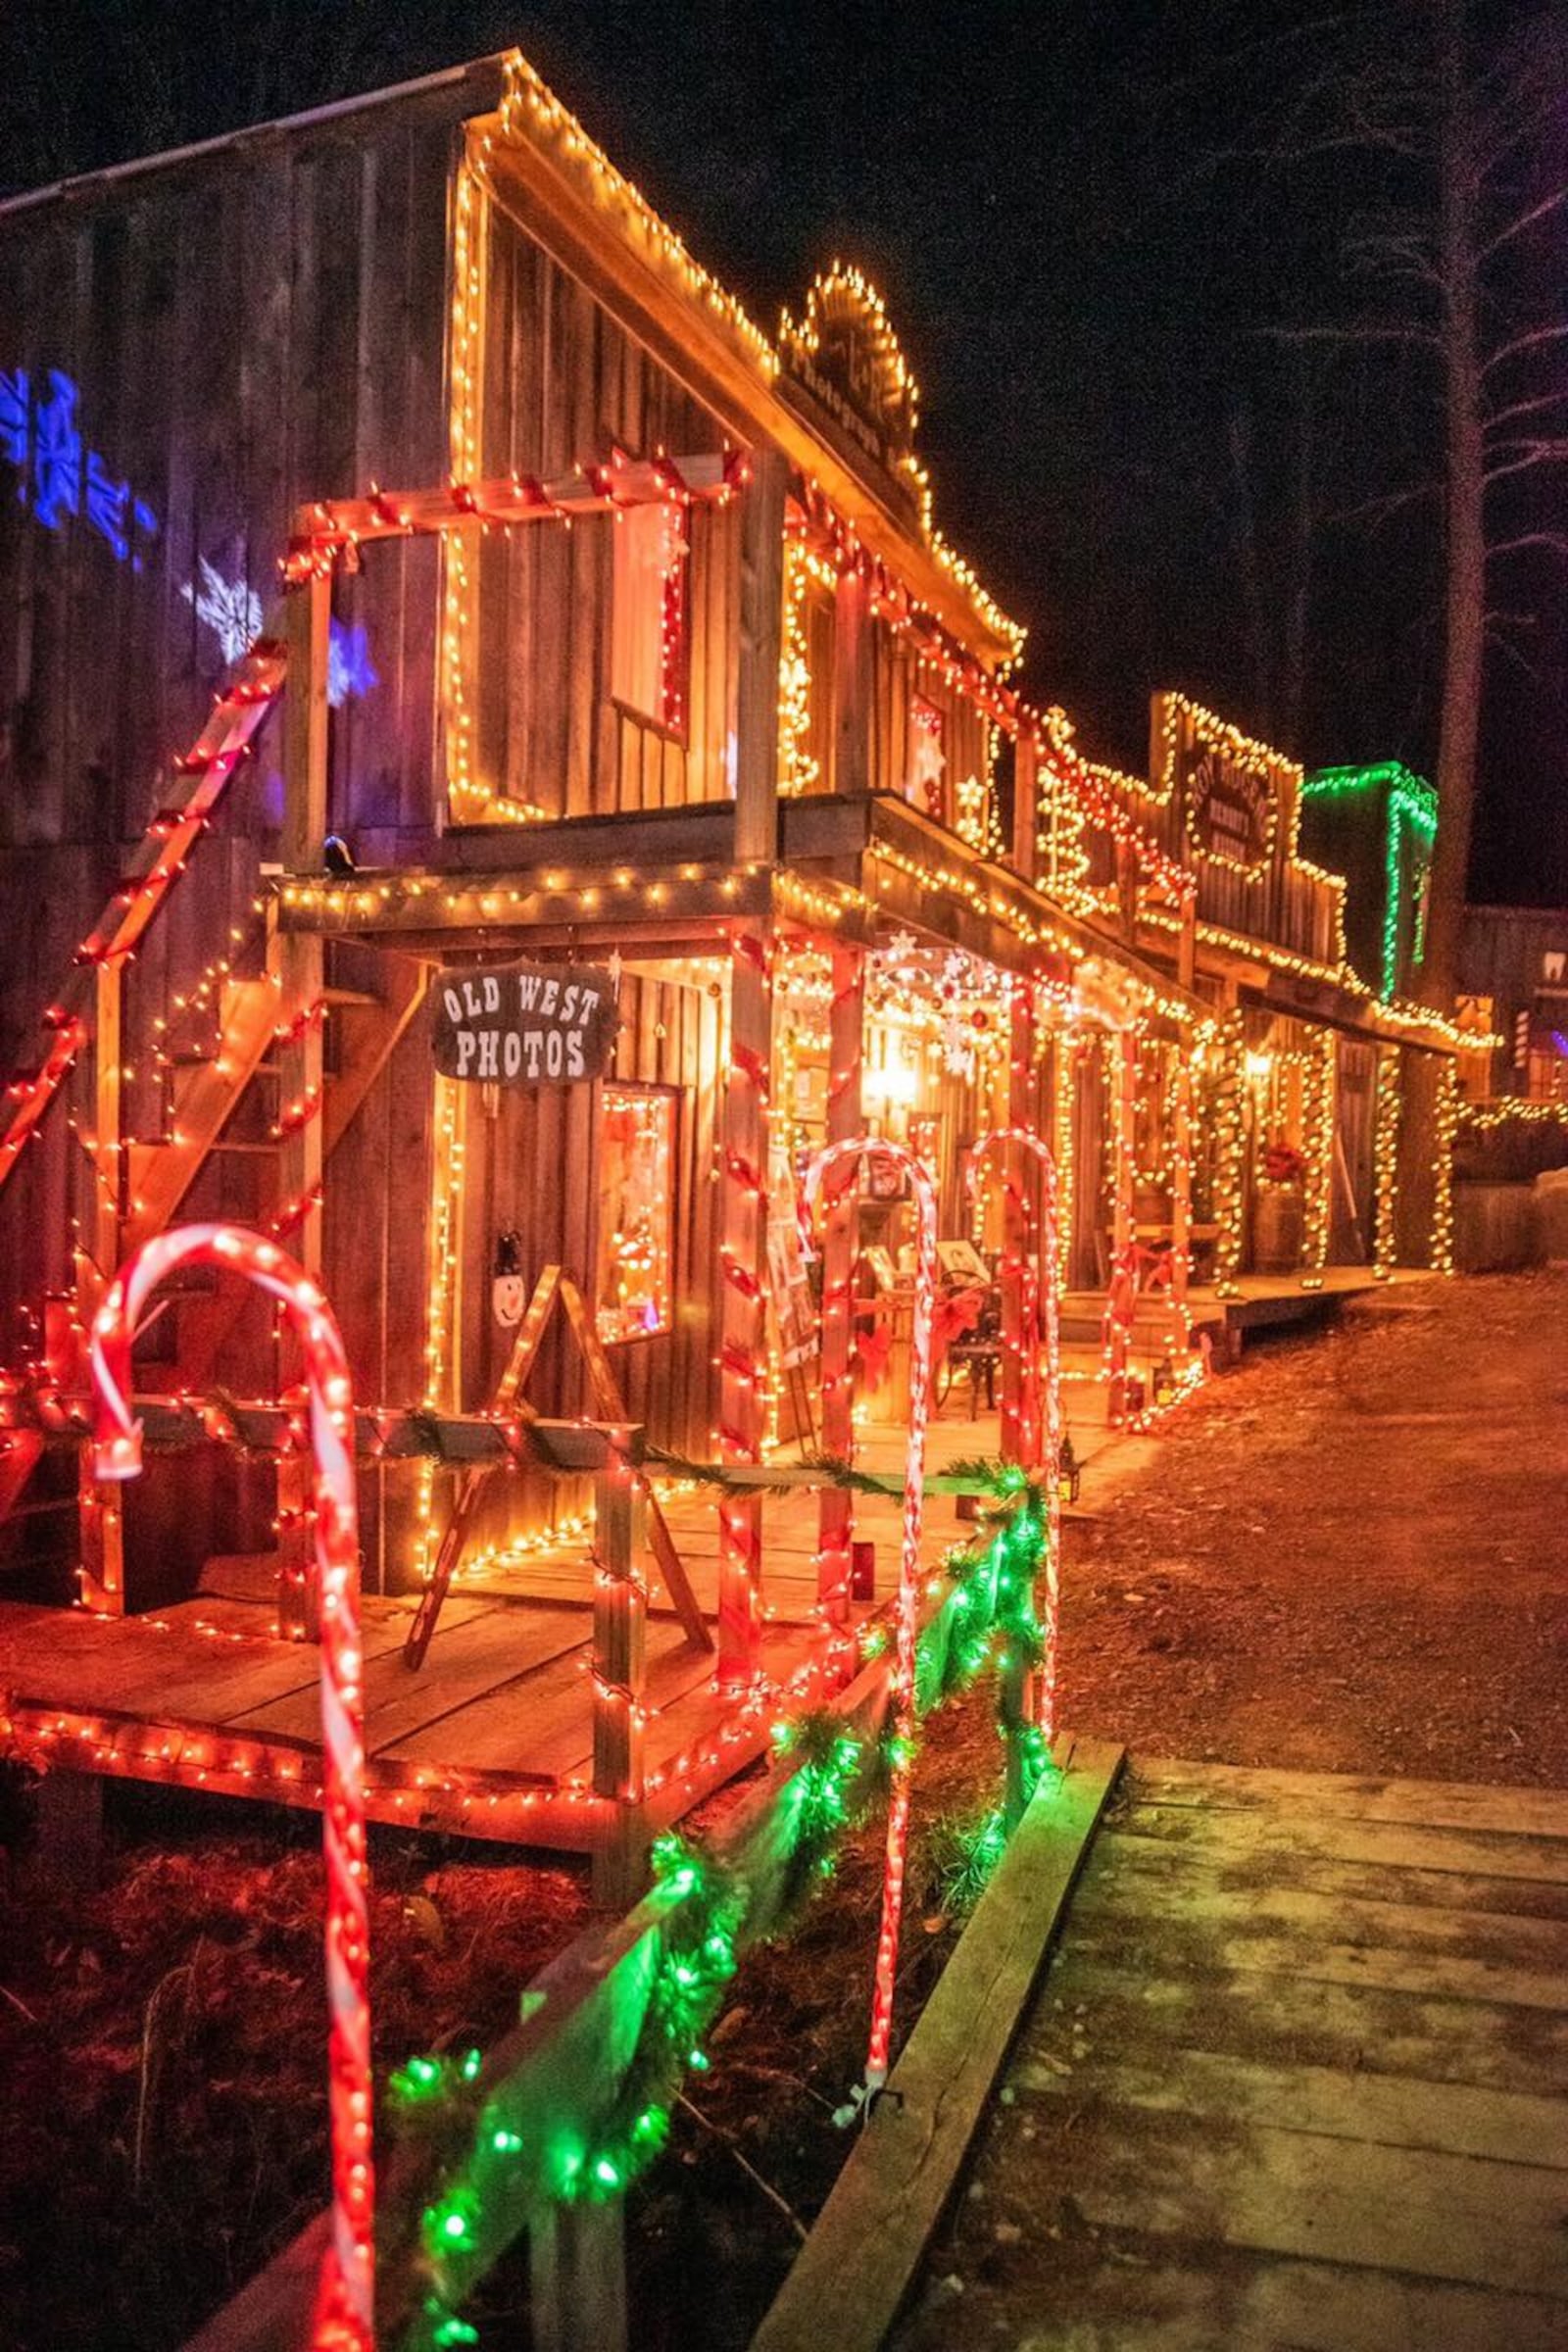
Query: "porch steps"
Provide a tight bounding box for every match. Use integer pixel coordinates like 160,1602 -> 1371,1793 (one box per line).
1057,1291 -> 1196,1351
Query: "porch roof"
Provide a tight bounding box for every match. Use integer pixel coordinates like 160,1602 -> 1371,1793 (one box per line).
273,794 -> 1208,1021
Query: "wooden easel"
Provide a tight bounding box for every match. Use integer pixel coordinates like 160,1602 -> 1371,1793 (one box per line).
403,1264 -> 710,1667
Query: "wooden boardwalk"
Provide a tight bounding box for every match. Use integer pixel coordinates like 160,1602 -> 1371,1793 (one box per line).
890,1758 -> 1568,2352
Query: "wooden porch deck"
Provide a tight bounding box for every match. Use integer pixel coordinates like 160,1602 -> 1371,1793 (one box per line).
0,1452 -> 929,1870
0,1587 -> 849,1858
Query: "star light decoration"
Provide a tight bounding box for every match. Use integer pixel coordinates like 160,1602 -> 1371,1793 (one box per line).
869,932 -> 1006,1086
182,558 -> 264,665
182,558 -> 378,708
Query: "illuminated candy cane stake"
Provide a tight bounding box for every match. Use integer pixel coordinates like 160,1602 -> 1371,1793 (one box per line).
89,1224 -> 373,2352
805,1139 -> 936,2105
967,1129 -> 1062,1756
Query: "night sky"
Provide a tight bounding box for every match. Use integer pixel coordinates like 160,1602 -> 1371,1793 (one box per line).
4,1 -> 1564,901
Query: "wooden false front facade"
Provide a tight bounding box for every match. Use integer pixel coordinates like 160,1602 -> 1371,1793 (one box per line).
0,46 -> 1463,1862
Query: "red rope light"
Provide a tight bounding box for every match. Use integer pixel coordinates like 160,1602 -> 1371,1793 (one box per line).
966,1127 -> 1062,1741
805,1138 -> 937,2099
89,1224 -> 373,2352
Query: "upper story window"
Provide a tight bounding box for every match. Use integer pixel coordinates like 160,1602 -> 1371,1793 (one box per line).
612,498 -> 688,734
905,697 -> 946,818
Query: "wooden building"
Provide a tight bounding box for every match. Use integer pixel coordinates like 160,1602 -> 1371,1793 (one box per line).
0,49 -> 1466,1874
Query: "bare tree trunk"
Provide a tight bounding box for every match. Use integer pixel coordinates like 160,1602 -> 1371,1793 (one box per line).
1278,350 -> 1317,756
1226,397 -> 1271,731
1424,0 -> 1486,1008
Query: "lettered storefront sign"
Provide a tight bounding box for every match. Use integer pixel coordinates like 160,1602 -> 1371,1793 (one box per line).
432,959 -> 618,1085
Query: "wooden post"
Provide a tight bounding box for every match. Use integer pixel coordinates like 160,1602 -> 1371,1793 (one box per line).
817,944 -> 864,1620
1212,1000 -> 1248,1302
76,958 -> 126,1613
1113,1026 -> 1138,1259
1300,1026 -> 1337,1291
717,925 -> 771,1690
592,1427 -> 648,1908
719,451 -> 786,1682
1176,889 -> 1198,992
1170,1042 -> 1193,1311
1105,1026 -> 1140,1426
734,448 -> 788,867
832,564 -> 872,800
35,1769 -> 104,1891
1050,1031 -> 1074,1299
1012,727 -> 1040,886
275,563 -> 331,1638
529,2195 -> 627,2352
1000,990 -> 1040,1467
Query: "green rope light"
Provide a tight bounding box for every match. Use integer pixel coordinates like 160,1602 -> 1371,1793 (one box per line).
1301,762 -> 1437,1002
391,1462 -> 1059,2352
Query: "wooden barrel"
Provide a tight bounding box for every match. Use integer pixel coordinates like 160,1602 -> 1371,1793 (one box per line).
1253,1182 -> 1303,1274
1453,1180 -> 1538,1272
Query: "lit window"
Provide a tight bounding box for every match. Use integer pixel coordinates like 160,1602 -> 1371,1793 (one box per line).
612,499 -> 688,732
906,697 -> 945,817
597,1085 -> 676,1343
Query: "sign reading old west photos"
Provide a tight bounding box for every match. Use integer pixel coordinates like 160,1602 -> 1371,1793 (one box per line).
433,959 -> 617,1084
1183,741 -> 1275,871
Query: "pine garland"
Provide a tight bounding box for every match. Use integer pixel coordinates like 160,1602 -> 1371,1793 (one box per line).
393,1465 -> 1056,2351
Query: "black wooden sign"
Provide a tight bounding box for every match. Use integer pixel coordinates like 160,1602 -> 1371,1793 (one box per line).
1184,744 -> 1274,871
433,959 -> 617,1084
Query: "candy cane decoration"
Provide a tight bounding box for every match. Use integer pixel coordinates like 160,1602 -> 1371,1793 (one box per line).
967,1129 -> 1062,1746
90,1224 -> 373,2352
805,1140 -> 936,2102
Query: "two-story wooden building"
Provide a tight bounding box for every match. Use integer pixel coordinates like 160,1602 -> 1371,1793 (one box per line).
0,49 -> 1464,1870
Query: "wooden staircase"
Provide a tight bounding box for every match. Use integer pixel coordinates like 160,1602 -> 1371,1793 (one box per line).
0,640 -> 287,1199
0,621 -> 425,1581
125,969 -> 297,1251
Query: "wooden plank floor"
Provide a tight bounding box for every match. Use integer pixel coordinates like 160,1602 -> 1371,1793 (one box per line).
895,1757 -> 1568,2352
0,1582 -> 837,1850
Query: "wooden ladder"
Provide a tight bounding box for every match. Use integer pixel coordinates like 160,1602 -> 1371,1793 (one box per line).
404,1264 -> 710,1668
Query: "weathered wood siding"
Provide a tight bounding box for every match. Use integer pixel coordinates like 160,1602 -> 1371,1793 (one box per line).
469,194 -> 737,817
456,971 -> 720,1431
866,614 -> 991,825
0,89 -> 476,1360
0,100 -> 468,868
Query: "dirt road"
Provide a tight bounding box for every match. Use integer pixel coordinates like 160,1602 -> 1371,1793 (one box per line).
1062,1270 -> 1568,1786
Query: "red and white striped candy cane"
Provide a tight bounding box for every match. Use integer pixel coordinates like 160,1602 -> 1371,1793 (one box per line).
805,1140 -> 936,2096
967,1128 -> 1062,1740
90,1224 -> 373,2351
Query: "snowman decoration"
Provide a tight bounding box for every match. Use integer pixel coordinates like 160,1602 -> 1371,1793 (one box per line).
492,1229 -> 526,1328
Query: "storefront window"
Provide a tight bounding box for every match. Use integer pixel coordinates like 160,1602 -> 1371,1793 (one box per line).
612,499 -> 688,732
596,1084 -> 675,1343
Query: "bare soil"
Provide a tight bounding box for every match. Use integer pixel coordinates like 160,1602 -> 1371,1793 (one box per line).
3,1271 -> 1563,2349
1061,1272 -> 1568,1787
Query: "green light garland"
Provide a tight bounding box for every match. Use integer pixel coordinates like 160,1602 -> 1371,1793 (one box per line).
1301,762 -> 1437,1002
391,1463 -> 1056,2352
